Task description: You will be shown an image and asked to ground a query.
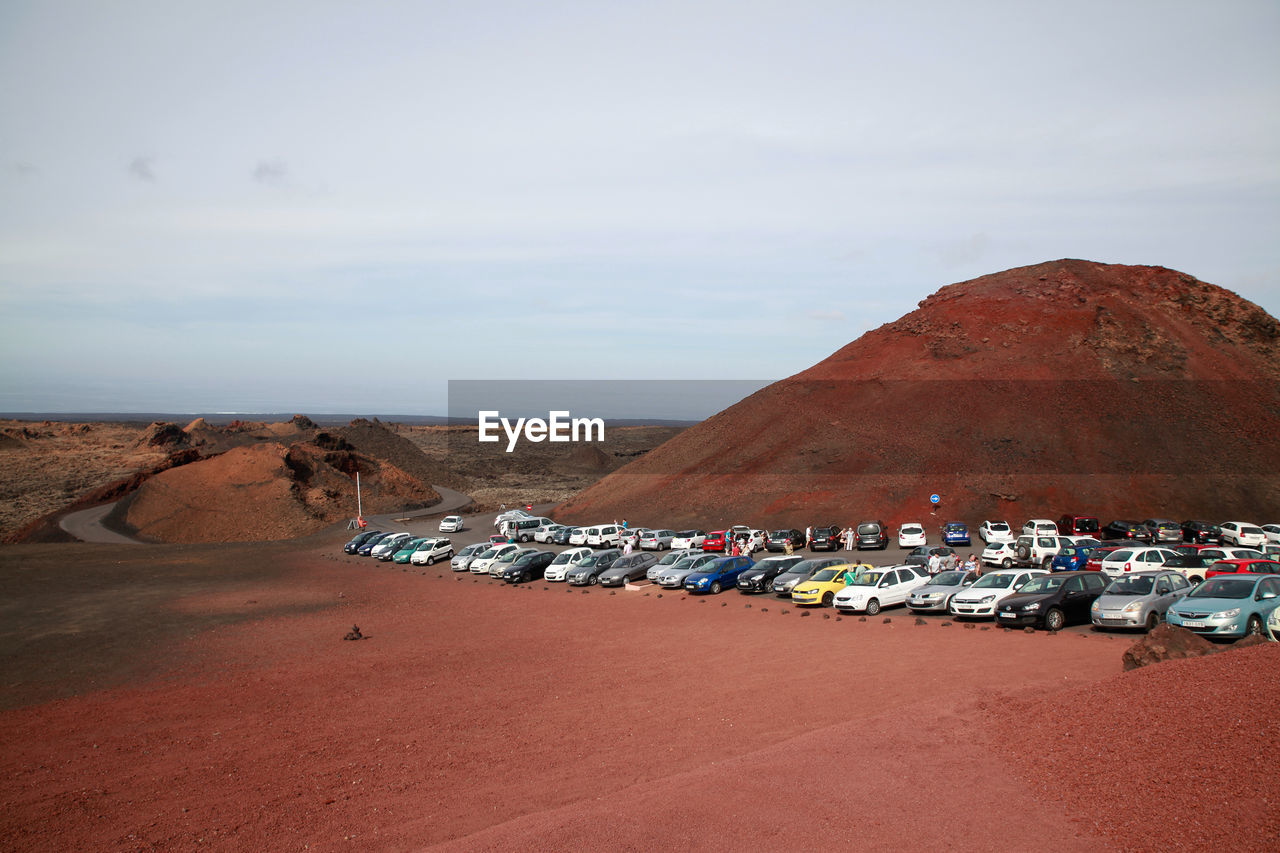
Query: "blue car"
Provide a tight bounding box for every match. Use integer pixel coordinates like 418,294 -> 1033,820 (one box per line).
1166,574 -> 1280,639
1051,545 -> 1092,572
942,522 -> 971,546
684,555 -> 754,594
356,532 -> 391,556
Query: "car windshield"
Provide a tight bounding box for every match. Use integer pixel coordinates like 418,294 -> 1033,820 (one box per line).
771,530 -> 792,537
1107,550 -> 1133,563
1018,576 -> 1065,594
476,548 -> 499,559
933,571 -> 967,586
857,524 -> 880,535
497,551 -> 522,563
1106,576 -> 1155,595
1188,577 -> 1255,599
972,573 -> 1014,589
902,526 -> 922,534
811,569 -> 842,582
782,559 -> 829,577
945,524 -> 963,531
1076,519 -> 1100,532
989,522 -> 1009,531
851,572 -> 882,586
1058,548 -> 1077,557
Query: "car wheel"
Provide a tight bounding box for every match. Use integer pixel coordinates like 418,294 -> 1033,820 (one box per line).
1041,557 -> 1053,570
1190,576 -> 1203,585
1045,607 -> 1065,632
710,581 -> 721,594
866,599 -> 881,616
427,555 -> 436,565
1001,558 -> 1013,568
822,591 -> 834,606
1245,615 -> 1263,636
588,574 -> 598,585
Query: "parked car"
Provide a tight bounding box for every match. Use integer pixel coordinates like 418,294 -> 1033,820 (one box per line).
1204,558 -> 1280,579
1090,570 -> 1193,631
736,555 -> 804,593
1084,541 -> 1144,571
1098,546 -> 1180,579
1180,520 -> 1222,544
949,568 -> 1047,619
488,547 -> 538,578
1269,603 -> 1280,641
1050,545 -> 1094,572
996,571 -> 1108,630
1192,546 -> 1264,563
551,526 -> 579,545
585,524 -> 623,549
770,557 -> 847,596
684,556 -> 754,594
833,565 -> 929,614
390,537 -> 427,563
469,543 -> 519,575
978,521 -> 1015,544
544,547 -> 594,582
502,516 -> 553,542
736,529 -> 768,552
906,545 -> 957,569
451,542 -> 490,572
906,569 -> 974,613
1013,534 -> 1075,569
766,529 -> 805,552
1103,520 -> 1152,542
1140,519 -> 1182,544
656,554 -> 720,588
439,515 -> 464,533
702,530 -> 730,553
599,552 -> 659,586
566,549 -> 623,585
981,541 -> 1018,569
370,532 -> 412,559
500,551 -> 555,584
645,548 -> 700,582
1021,519 -> 1059,537
533,524 -> 564,544
941,522 -> 970,546
356,532 -> 393,556
809,525 -> 844,551
1166,574 -> 1280,639
1261,524 -> 1280,545
898,523 -> 927,548
493,508 -> 531,529
1160,554 -> 1214,585
343,529 -> 384,554
671,530 -> 707,549
1057,515 -> 1101,538
568,527 -> 591,546
638,529 -> 676,550
1219,521 -> 1267,549
855,521 -> 889,550
790,563 -> 867,606
409,537 -> 454,566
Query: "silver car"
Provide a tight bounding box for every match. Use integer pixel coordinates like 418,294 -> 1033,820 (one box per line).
655,554 -> 718,588
906,569 -> 975,613
638,529 -> 676,550
646,548 -> 699,582
451,542 -> 489,572
1090,569 -> 1193,631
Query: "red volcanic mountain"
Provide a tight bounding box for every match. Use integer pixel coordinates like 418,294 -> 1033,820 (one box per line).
557,260 -> 1280,531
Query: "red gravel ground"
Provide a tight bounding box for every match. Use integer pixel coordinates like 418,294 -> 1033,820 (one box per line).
1,538 -> 1276,851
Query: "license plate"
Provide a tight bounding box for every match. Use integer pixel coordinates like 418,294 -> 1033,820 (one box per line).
1179,620 -> 1206,628
999,612 -> 1016,619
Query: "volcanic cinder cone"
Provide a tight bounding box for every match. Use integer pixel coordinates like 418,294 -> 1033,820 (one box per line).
557,260 -> 1280,529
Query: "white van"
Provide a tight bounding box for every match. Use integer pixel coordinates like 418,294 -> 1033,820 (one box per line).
586,524 -> 621,548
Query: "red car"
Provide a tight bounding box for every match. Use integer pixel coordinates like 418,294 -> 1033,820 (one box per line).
702,530 -> 728,552
1204,558 -> 1280,579
1057,514 -> 1101,538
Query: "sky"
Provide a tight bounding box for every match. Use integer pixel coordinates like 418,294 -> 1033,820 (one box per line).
1,0 -> 1278,419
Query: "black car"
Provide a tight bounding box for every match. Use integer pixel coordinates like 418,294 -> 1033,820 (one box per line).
904,545 -> 956,568
356,532 -> 392,556
343,529 -> 383,554
1103,520 -> 1152,542
770,557 -> 845,596
501,551 -> 556,584
1162,555 -> 1214,584
599,552 -> 659,586
1180,520 -> 1222,544
737,555 -> 804,592
566,549 -> 622,585
995,571 -> 1108,630
766,529 -> 805,552
855,521 -> 889,550
810,525 -> 843,551
552,526 -> 580,546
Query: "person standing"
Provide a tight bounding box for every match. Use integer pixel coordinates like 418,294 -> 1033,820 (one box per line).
784,540 -> 794,556
805,526 -> 813,551
927,551 -> 942,576
623,538 -> 634,556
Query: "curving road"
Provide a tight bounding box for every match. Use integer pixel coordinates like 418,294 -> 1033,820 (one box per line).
59,484 -> 475,545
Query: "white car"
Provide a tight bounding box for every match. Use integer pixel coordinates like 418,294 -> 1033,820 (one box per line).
568,527 -> 591,546
1261,524 -> 1280,545
1099,547 -> 1181,579
544,547 -> 593,582
488,547 -> 537,578
735,529 -> 767,551
898,523 -> 927,548
1021,519 -> 1059,537
949,568 -> 1047,619
533,524 -> 564,544
981,541 -> 1018,569
1191,546 -> 1263,563
586,524 -> 623,548
979,521 -> 1015,544
671,530 -> 707,549
369,532 -> 412,559
1220,521 -> 1267,548
1268,602 -> 1280,641
439,515 -> 464,533
493,508 -> 531,529
409,537 -> 454,566
833,565 -> 929,615
469,543 -> 519,574
639,529 -> 676,550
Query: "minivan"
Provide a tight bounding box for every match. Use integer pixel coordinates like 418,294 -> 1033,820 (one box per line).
1057,515 -> 1100,538
856,521 -> 888,550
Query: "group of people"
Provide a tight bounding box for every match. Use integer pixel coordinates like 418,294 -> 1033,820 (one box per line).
927,550 -> 980,577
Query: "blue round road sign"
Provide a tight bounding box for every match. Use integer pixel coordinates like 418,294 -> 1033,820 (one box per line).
929,494 -> 940,505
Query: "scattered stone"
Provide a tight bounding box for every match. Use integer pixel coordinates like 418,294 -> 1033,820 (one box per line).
882,617 -> 892,624
342,625 -> 363,641
823,614 -> 830,619
657,594 -> 663,598
1024,627 -> 1035,634
940,621 -> 952,627
610,591 -> 616,595
980,626 -> 990,631
914,617 -> 927,626
858,616 -> 866,622
835,617 -> 842,622
761,608 -> 768,613
1122,623 -> 1221,671
744,604 -> 752,608
801,611 -> 810,617
964,623 -> 976,630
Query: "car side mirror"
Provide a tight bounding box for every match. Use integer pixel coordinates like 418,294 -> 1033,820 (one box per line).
1258,591 -> 1277,601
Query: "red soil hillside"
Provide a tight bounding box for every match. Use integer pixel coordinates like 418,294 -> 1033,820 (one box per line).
557,260 -> 1280,529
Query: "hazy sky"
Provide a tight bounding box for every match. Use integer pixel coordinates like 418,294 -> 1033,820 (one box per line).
2,0 -> 1277,417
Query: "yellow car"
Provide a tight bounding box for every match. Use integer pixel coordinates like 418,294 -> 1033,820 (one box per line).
789,563 -> 870,606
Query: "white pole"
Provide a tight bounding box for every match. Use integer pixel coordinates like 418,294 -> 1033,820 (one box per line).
356,471 -> 363,519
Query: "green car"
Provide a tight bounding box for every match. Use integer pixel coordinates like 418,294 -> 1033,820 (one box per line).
392,537 -> 428,564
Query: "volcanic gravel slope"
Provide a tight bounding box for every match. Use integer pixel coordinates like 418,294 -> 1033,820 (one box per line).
557,259 -> 1280,529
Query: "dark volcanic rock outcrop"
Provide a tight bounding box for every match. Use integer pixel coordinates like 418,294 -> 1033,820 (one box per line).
557,260 -> 1279,528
